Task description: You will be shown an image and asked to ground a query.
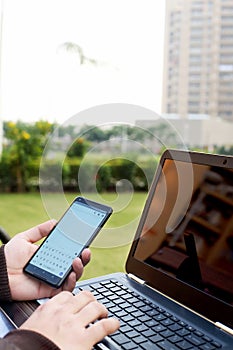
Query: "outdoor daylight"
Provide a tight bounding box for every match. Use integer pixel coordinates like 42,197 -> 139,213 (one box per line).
0,1 -> 233,349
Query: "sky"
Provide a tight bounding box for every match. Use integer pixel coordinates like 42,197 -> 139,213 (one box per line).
1,0 -> 166,125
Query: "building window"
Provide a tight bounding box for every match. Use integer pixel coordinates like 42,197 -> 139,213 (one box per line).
189,55 -> 202,63
219,64 -> 233,71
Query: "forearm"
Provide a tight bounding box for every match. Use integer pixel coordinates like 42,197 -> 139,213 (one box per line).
0,245 -> 12,301
2,330 -> 60,350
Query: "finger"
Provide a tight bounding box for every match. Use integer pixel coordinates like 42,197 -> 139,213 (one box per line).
72,290 -> 97,313
61,271 -> 77,292
61,258 -> 85,292
87,317 -> 120,343
76,300 -> 108,326
71,257 -> 84,280
70,248 -> 91,279
80,248 -> 91,267
48,290 -> 75,305
49,290 -> 96,313
37,291 -> 80,315
20,220 -> 57,243
61,251 -> 91,292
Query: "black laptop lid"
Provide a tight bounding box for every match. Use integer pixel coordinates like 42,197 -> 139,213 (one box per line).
126,149 -> 233,329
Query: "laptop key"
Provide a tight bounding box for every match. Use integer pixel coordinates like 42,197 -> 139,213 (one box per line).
125,306 -> 138,314
202,344 -> 218,350
176,339 -> 193,349
126,330 -> 140,339
157,339 -> 181,350
138,314 -> 151,322
154,314 -> 167,321
161,318 -> 174,326
110,286 -> 121,292
145,319 -> 158,327
169,323 -> 182,332
102,282 -> 116,288
153,324 -> 166,333
133,335 -> 147,344
140,305 -> 152,312
122,341 -> 139,350
128,297 -> 140,304
120,302 -> 131,309
128,319 -> 141,327
94,285 -> 106,292
143,329 -> 157,337
109,305 -> 121,314
131,310 -> 144,318
115,289 -> 126,296
134,324 -> 148,332
203,335 -> 212,342
168,334 -> 183,343
111,333 -> 130,345
134,300 -> 146,308
120,324 -> 132,334
141,341 -> 162,350
115,310 -> 128,318
211,341 -> 222,348
121,314 -> 134,322
150,334 -> 163,343
157,307 -> 165,313
185,334 -> 205,346
160,329 -> 174,338
176,327 -> 190,336
147,309 -> 159,317
194,330 -> 203,337
179,321 -> 187,327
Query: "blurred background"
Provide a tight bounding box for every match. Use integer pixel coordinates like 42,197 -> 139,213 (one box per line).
1,0 -> 233,279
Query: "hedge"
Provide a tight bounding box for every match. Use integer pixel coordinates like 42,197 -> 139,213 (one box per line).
0,157 -> 158,193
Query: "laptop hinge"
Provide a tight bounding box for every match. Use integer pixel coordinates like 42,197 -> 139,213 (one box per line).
215,322 -> 233,336
128,273 -> 145,285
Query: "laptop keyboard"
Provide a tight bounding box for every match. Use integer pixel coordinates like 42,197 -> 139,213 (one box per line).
74,279 -> 222,350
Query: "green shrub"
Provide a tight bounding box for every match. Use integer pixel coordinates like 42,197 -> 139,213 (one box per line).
96,164 -> 112,192
0,154 -> 14,192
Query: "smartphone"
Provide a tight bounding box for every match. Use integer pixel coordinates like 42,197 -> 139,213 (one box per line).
23,197 -> 113,288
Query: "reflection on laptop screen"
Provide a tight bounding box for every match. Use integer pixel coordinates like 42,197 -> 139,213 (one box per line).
134,158 -> 233,307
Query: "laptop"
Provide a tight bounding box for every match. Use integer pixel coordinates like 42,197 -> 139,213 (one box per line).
1,149 -> 233,349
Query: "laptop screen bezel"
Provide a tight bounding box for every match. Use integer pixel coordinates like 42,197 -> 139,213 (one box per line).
126,149 -> 233,329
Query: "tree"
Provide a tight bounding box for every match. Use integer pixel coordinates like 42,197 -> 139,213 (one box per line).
67,137 -> 90,158
79,125 -> 108,142
2,121 -> 54,192
58,42 -> 99,66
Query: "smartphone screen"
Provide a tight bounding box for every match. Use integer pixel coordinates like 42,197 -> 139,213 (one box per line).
23,197 -> 112,288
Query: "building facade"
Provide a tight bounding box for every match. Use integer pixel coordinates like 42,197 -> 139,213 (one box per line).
162,0 -> 233,121
136,115 -> 233,149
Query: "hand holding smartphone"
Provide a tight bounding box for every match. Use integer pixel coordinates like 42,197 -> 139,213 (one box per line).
23,197 -> 112,288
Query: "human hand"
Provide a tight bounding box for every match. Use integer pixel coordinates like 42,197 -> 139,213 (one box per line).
4,220 -> 91,300
21,290 -> 120,350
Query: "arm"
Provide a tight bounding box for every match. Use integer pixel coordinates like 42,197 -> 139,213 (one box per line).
1,330 -> 59,350
0,245 -> 11,301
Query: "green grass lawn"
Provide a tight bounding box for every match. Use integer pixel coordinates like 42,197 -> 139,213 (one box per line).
0,192 -> 147,280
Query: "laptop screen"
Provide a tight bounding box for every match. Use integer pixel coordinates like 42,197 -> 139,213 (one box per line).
127,149 -> 233,328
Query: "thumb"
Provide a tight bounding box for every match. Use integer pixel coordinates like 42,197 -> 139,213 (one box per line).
19,219 -> 57,243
